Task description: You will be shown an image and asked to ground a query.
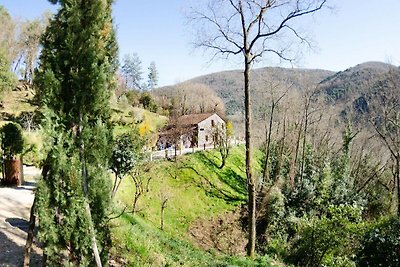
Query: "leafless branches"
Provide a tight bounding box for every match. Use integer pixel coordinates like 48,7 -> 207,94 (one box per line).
188,0 -> 328,64
188,0 -> 328,257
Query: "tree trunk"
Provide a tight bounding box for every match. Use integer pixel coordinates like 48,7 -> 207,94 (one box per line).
218,141 -> 228,169
244,57 -> 256,258
79,117 -> 102,267
81,167 -> 102,267
23,197 -> 36,267
2,157 -> 5,183
289,120 -> 303,191
161,199 -> 168,231
219,154 -> 226,169
300,105 -> 309,185
111,173 -> 119,198
20,155 -> 24,185
396,156 -> 400,216
132,191 -> 140,214
262,103 -> 275,184
4,158 -> 22,186
174,142 -> 177,161
272,117 -> 286,182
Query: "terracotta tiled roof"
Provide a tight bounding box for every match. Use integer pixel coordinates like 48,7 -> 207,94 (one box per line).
159,113 -> 222,136
158,125 -> 197,137
175,113 -> 215,126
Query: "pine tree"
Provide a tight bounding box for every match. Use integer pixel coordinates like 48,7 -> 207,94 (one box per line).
121,53 -> 143,90
34,0 -> 117,265
147,61 -> 158,89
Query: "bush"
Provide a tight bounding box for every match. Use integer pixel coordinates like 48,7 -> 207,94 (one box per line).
357,216 -> 400,267
125,90 -> 140,106
139,92 -> 158,113
288,204 -> 363,267
1,122 -> 24,159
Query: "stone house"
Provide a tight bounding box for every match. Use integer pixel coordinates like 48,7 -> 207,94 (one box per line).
157,113 -> 226,150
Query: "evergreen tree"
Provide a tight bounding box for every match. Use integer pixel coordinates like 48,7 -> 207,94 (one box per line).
147,61 -> 158,89
34,0 -> 117,265
121,53 -> 143,90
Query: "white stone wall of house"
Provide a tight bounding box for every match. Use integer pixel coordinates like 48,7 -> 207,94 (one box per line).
197,113 -> 225,148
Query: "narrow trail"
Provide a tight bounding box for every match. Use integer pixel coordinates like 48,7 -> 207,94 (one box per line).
0,167 -> 42,267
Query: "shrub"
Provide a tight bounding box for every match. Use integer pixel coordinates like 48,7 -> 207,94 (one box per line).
288,204 -> 363,267
357,216 -> 400,267
139,92 -> 158,113
1,122 -> 24,159
125,90 -> 140,106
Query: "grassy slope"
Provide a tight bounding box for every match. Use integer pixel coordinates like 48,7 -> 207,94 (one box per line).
111,146 -> 275,266
0,89 -> 36,121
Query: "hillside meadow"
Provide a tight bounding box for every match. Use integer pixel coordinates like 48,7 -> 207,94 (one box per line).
110,146 -> 278,266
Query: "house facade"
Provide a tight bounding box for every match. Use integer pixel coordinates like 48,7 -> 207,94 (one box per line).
157,113 -> 225,150
196,113 -> 225,147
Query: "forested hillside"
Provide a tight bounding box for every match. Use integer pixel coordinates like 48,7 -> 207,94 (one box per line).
157,62 -> 400,141
189,67 -> 334,116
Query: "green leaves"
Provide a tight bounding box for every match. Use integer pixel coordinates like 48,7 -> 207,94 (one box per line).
289,204 -> 364,267
0,123 -> 24,159
357,216 -> 400,266
34,0 -> 117,264
0,51 -> 16,98
111,132 -> 143,179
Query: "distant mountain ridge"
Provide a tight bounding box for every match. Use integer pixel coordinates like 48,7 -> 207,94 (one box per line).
187,67 -> 335,116
155,62 -> 400,134
318,61 -> 398,102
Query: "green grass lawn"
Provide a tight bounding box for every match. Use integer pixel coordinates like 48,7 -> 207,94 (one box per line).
111,146 -> 277,266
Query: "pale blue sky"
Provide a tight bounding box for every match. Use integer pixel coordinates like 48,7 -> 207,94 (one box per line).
1,0 -> 400,86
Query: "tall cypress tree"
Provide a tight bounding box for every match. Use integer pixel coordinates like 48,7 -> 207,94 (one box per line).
34,0 -> 117,265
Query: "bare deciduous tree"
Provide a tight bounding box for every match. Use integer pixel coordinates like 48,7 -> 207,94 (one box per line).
261,80 -> 288,185
368,70 -> 400,214
159,189 -> 170,231
131,164 -> 153,214
153,82 -> 225,116
188,0 -> 327,257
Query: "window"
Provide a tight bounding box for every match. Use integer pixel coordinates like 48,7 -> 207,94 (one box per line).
200,128 -> 204,131
205,135 -> 209,142
211,120 -> 215,127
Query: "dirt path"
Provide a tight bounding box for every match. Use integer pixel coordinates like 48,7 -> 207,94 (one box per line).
0,167 -> 42,267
